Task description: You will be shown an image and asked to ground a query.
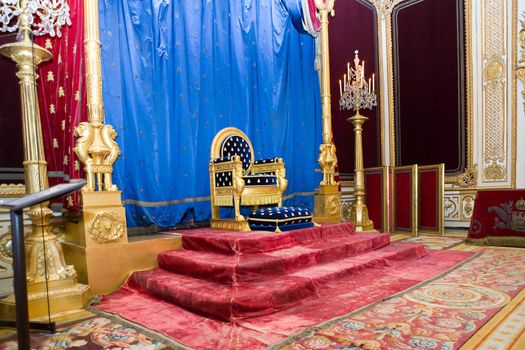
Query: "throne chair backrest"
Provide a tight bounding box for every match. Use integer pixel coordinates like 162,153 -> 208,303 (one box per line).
211,127 -> 254,175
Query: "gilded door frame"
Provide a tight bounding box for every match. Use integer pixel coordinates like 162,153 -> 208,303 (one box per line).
365,0 -> 518,188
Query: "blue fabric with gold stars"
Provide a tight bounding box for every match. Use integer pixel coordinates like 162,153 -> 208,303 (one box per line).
99,1 -> 321,228
248,207 -> 313,231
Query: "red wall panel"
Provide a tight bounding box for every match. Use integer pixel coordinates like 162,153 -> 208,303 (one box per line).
329,0 -> 380,178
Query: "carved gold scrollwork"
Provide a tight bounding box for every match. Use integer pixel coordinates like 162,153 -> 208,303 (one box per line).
445,166 -> 477,187
518,13 -> 525,111
0,233 -> 12,264
88,211 -> 125,244
444,196 -> 459,220
483,161 -> 506,181
461,195 -> 475,220
326,195 -> 340,215
340,200 -> 353,222
0,183 -> 25,198
484,59 -> 504,81
318,143 -> 338,186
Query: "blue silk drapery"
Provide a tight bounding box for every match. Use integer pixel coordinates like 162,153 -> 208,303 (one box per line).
99,0 -> 322,228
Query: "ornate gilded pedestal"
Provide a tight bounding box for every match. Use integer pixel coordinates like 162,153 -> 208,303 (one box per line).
0,28 -> 90,318
62,0 -> 131,293
313,1 -> 342,223
347,112 -> 374,231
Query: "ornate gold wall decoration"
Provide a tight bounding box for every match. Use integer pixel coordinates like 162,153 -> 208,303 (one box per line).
483,160 -> 506,180
368,0 -> 402,18
446,165 -> 478,187
460,194 -> 476,221
444,196 -> 459,220
444,190 -> 477,223
518,12 -> 525,110
0,184 -> 25,197
88,211 -> 125,244
481,0 -> 509,183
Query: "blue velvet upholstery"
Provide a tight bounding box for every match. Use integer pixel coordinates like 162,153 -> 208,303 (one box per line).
248,207 -> 313,232
243,174 -> 277,186
253,157 -> 281,165
214,171 -> 233,187
220,136 -> 252,173
213,156 -> 235,164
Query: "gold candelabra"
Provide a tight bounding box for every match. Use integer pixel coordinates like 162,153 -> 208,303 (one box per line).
0,0 -> 90,317
339,50 -> 377,231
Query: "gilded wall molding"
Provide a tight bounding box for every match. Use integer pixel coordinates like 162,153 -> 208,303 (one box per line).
367,0 -> 475,186
518,12 -> 525,111
365,0 -> 404,166
0,183 -> 25,198
481,0 -> 508,183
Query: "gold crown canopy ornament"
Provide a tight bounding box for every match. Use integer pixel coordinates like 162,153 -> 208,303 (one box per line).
339,50 -> 377,232
0,0 -> 91,318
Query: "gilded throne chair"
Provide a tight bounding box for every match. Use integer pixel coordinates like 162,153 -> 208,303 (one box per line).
209,127 -> 288,231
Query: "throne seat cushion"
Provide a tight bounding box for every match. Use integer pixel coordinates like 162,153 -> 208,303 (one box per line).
248,207 -> 314,232
243,174 -> 277,186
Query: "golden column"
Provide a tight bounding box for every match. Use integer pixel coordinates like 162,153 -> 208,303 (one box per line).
0,2 -> 90,318
313,0 -> 342,223
63,0 -> 129,292
339,50 -> 376,231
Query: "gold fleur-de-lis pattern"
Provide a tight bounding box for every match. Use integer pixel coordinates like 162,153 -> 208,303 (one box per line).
34,0 -> 87,210
220,136 -> 252,173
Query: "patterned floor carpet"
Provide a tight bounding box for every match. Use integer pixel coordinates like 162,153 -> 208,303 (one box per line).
0,313 -> 183,350
400,235 -> 464,250
270,247 -> 525,350
1,238 -> 525,350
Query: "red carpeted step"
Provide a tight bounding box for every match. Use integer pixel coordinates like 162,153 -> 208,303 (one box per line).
173,223 -> 355,255
130,241 -> 427,321
158,232 -> 390,283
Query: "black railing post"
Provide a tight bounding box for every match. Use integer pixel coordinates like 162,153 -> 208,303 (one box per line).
11,209 -> 30,350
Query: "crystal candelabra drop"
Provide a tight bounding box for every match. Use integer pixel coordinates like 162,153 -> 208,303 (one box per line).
339,50 -> 376,232
339,50 -> 377,112
0,0 -> 72,38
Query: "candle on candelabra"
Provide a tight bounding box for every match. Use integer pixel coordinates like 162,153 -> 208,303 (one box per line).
339,79 -> 342,96
344,74 -> 347,90
362,61 -> 365,78
368,78 -> 371,94
347,62 -> 350,78
372,73 -> 375,92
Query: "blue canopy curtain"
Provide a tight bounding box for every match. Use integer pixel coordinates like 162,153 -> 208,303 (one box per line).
99,0 -> 322,228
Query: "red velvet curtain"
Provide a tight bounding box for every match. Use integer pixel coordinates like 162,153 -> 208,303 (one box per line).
0,33 -> 24,178
35,0 -> 86,209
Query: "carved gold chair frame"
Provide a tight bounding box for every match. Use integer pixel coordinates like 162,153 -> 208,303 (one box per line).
209,127 -> 287,231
